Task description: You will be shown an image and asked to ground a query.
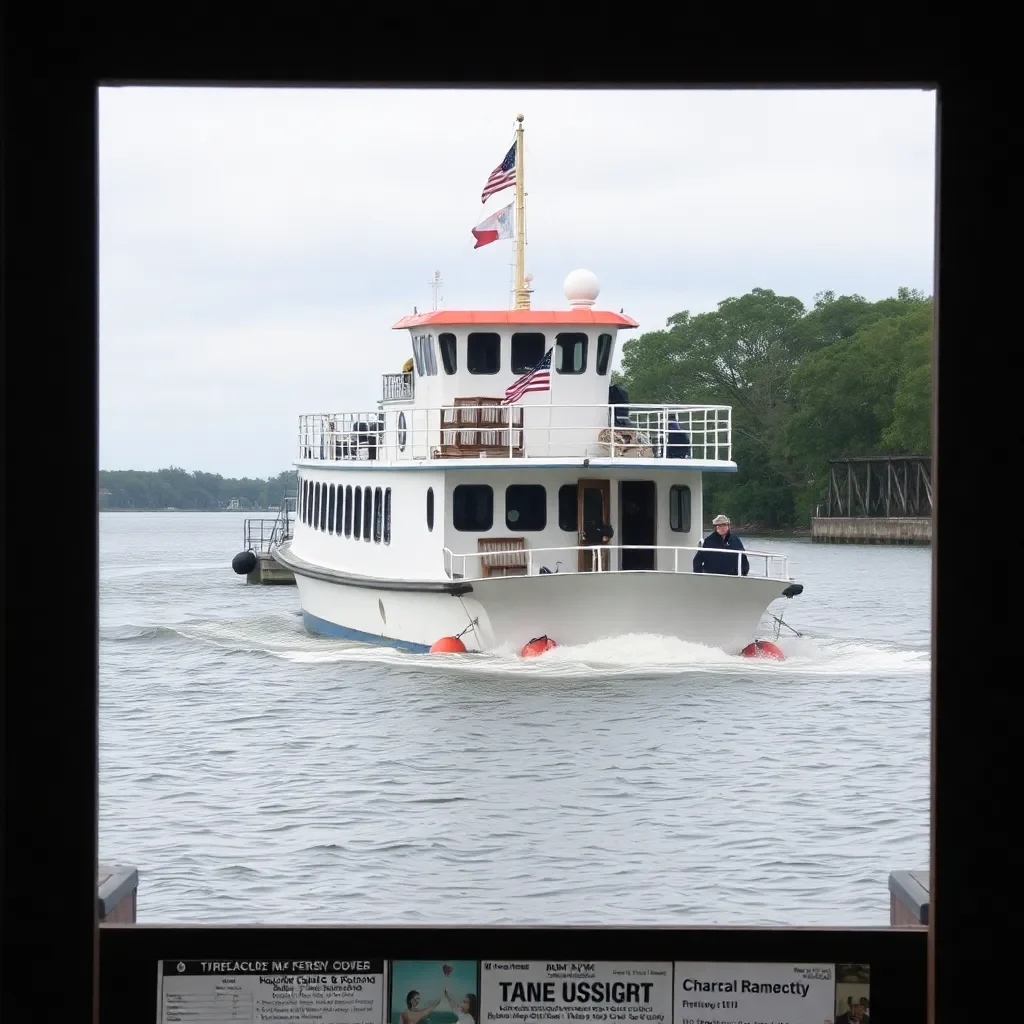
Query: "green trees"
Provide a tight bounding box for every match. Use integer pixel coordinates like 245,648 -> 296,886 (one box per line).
617,286 -> 933,528
98,468 -> 297,510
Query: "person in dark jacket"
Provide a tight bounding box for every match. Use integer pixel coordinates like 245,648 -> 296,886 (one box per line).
692,514 -> 749,576
664,415 -> 691,459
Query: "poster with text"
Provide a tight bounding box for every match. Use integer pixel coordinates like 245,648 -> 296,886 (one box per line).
390,961 -> 481,1024
480,960 -> 672,1024
156,958 -> 387,1024
673,962 -> 835,1024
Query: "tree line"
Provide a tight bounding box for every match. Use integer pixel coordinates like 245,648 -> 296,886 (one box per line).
615,286 -> 932,529
99,467 -> 297,510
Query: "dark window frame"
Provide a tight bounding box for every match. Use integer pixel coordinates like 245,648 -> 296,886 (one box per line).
669,484 -> 692,533
328,483 -> 336,535
596,333 -> 613,375
558,484 -> 579,532
373,487 -> 383,543
511,332 -> 546,374
467,332 -> 500,375
363,488 -> 372,541
438,333 -> 457,374
319,482 -> 328,532
384,488 -> 392,544
344,485 -> 353,537
505,483 -> 547,532
353,485 -> 362,538
452,484 -> 494,532
314,482 -> 321,530
426,487 -> 434,531
556,332 -> 588,375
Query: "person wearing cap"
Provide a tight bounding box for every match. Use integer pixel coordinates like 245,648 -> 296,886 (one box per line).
692,514 -> 749,576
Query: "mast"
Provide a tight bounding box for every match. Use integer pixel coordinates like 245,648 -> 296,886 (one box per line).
514,114 -> 531,310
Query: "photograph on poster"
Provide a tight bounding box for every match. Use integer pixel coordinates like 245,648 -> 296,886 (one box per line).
834,964 -> 870,1022
390,961 -> 480,1024
673,961 -> 836,1024
480,960 -> 673,1024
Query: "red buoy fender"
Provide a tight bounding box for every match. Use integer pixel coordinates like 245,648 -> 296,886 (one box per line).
520,635 -> 557,658
740,639 -> 785,660
430,636 -> 467,654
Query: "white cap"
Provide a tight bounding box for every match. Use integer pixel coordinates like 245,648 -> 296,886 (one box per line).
563,269 -> 600,307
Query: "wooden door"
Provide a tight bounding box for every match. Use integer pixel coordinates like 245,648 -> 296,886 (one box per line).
577,479 -> 611,571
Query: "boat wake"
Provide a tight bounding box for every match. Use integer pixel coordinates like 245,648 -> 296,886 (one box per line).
101,615 -> 929,679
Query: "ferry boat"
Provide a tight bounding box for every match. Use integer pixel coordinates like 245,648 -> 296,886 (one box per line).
272,116 -> 802,654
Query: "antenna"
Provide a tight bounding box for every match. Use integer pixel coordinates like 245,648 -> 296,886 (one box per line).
429,270 -> 443,311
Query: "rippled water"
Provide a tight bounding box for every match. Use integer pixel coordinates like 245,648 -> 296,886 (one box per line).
99,511 -> 931,926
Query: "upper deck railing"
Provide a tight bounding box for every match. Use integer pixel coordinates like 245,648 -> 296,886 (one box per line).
381,372 -> 414,402
297,403 -> 732,464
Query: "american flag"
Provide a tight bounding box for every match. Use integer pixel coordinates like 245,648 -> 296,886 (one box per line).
481,143 -> 516,203
502,348 -> 552,404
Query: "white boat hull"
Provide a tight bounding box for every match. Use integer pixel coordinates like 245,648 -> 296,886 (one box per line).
277,544 -> 790,655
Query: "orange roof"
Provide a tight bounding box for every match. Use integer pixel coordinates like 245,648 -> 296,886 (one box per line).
392,309 -> 640,329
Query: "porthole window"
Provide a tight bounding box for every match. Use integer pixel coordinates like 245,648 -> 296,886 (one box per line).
344,485 -> 353,537
373,487 -> 383,543
328,484 -> 336,535
319,482 -> 328,532
384,488 -> 392,544
314,482 -> 321,530
453,484 -> 493,531
335,483 -> 344,535
398,411 -> 407,451
353,486 -> 362,538
363,488 -> 372,540
426,487 -> 434,531
505,484 -> 547,531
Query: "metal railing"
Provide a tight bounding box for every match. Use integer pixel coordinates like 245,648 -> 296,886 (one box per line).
381,372 -> 414,402
297,403 -> 733,464
243,493 -> 297,554
442,543 -> 791,582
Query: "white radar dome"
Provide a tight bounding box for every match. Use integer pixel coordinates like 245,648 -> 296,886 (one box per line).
563,268 -> 600,307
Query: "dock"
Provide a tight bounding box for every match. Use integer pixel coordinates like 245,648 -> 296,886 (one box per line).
98,863 -> 138,923
812,455 -> 932,545
232,494 -> 297,584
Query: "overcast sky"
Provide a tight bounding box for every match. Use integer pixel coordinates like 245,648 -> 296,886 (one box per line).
99,87 -> 936,478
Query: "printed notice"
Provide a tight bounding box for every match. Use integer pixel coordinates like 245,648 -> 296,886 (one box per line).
674,962 -> 835,1024
480,961 -> 672,1024
156,959 -> 386,1024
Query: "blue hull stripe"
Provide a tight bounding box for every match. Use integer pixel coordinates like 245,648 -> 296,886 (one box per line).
302,611 -> 431,653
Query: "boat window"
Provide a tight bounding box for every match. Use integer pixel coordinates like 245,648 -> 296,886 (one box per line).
505,484 -> 546,531
411,336 -> 423,376
439,333 -> 457,374
373,487 -> 383,542
328,484 -> 336,535
344,485 -> 353,537
363,488 -> 372,540
353,486 -> 362,538
453,484 -> 493,531
467,332 -> 500,374
669,484 -> 692,533
511,332 -> 546,374
301,479 -> 308,525
314,482 -> 321,530
320,483 -> 328,532
558,484 -> 578,531
334,483 -> 344,535
555,333 -> 588,374
425,335 -> 438,376
384,488 -> 392,544
426,487 -> 434,531
596,333 -> 613,375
